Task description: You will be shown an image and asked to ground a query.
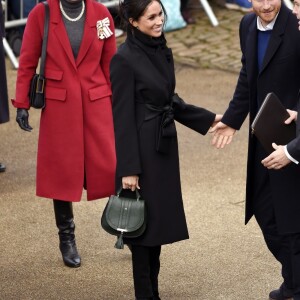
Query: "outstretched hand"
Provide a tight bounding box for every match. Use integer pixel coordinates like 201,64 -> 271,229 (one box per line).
210,121 -> 236,149
261,143 -> 291,170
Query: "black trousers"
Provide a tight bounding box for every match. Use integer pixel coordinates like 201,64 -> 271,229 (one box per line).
253,144 -> 300,296
131,245 -> 161,299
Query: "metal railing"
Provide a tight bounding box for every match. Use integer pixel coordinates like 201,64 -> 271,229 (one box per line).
2,0 -> 119,68
99,0 -> 119,8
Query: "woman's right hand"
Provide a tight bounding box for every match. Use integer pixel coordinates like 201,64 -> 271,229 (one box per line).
122,175 -> 140,191
16,108 -> 33,132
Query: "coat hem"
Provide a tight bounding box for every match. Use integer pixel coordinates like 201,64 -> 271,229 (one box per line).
123,236 -> 189,247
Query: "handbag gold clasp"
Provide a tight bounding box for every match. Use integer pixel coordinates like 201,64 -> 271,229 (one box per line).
36,77 -> 45,94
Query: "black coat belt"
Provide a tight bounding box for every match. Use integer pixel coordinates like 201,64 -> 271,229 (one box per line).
139,101 -> 177,154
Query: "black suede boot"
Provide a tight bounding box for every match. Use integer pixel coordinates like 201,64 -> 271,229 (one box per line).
269,283 -> 293,300
150,246 -> 161,300
153,292 -> 161,300
53,200 -> 81,268
132,246 -> 153,298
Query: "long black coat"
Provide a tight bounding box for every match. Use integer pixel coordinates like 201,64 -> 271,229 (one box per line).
0,2 -> 9,124
222,5 -> 300,234
110,28 -> 215,246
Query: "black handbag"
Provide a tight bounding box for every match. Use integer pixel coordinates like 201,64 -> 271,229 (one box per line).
101,188 -> 147,249
29,2 -> 49,109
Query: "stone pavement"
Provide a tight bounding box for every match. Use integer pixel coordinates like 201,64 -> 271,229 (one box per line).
165,1 -> 243,73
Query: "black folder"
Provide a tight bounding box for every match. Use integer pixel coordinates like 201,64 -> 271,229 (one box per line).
251,92 -> 296,154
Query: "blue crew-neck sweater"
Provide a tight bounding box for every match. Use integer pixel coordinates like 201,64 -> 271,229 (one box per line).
257,30 -> 272,71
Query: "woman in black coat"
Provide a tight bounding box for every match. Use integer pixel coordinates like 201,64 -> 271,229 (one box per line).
110,0 -> 220,298
0,2 -> 9,172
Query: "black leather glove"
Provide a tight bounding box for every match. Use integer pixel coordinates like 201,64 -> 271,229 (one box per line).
16,108 -> 33,132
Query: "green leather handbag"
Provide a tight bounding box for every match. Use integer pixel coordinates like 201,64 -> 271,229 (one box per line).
101,188 -> 147,249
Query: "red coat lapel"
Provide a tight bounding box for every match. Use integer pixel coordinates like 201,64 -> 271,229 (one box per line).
50,0 -> 77,70
76,0 -> 97,67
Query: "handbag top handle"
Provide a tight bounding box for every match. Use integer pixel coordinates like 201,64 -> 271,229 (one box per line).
116,188 -> 141,201
39,2 -> 50,77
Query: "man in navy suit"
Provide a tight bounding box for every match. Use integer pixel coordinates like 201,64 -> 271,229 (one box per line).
211,0 -> 300,299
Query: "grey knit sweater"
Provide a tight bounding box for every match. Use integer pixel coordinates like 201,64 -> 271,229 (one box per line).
60,0 -> 86,59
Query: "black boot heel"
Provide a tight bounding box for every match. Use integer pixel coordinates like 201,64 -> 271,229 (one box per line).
60,240 -> 81,268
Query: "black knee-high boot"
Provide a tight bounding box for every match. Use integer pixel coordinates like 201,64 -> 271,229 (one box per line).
53,200 -> 81,268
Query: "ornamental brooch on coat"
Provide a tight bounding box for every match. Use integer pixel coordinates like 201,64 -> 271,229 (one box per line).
97,17 -> 113,40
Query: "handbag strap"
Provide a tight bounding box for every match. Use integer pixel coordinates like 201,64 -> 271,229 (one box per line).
38,2 -> 49,77
117,188 -> 141,201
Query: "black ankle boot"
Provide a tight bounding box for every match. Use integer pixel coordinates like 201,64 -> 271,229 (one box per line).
53,200 -> 81,268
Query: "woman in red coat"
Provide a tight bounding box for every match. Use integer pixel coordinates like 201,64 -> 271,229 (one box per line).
12,0 -> 116,268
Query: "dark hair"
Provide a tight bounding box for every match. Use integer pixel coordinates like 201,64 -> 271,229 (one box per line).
119,0 -> 167,30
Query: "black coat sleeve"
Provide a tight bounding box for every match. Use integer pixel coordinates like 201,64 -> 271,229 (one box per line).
287,113 -> 300,162
287,137 -> 300,162
221,17 -> 250,130
110,54 -> 142,178
173,94 -> 216,135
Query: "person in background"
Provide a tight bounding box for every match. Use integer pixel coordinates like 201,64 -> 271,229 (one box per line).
225,0 -> 252,12
8,0 -> 43,19
0,1 -> 9,172
6,0 -> 44,56
12,0 -> 116,268
180,0 -> 195,24
211,0 -> 300,298
110,0 -> 221,298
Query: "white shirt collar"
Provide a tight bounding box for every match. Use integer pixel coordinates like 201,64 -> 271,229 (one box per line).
256,13 -> 279,31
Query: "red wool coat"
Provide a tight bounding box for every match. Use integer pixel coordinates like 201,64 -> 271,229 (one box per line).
12,0 -> 117,201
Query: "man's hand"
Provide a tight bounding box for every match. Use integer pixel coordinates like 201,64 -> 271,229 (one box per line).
210,122 -> 236,149
285,109 -> 297,124
261,143 -> 291,170
16,108 -> 33,132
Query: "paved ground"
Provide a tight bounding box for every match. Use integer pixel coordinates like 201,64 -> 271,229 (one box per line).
0,2 -> 284,300
166,1 -> 243,73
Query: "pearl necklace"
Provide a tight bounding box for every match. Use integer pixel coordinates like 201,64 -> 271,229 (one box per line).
59,1 -> 85,22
